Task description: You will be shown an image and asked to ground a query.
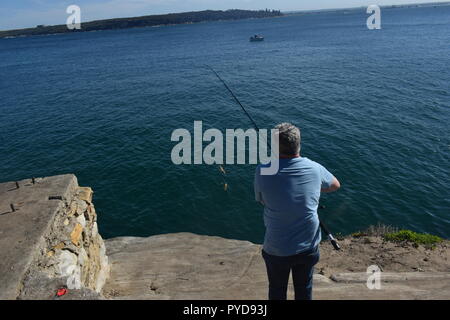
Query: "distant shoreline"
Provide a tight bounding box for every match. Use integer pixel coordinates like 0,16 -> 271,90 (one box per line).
0,9 -> 282,39
2,2 -> 449,39
284,1 -> 450,14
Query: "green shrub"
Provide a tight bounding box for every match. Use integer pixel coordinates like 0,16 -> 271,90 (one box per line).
384,230 -> 443,247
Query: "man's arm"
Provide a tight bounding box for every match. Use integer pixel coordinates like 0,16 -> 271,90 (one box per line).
321,176 -> 341,193
319,163 -> 341,193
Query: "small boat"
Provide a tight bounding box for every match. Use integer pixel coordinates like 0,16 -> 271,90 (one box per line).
250,35 -> 264,42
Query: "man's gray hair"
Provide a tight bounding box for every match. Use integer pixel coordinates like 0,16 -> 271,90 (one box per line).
274,122 -> 301,155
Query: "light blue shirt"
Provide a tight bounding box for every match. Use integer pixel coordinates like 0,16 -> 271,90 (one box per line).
254,157 -> 335,256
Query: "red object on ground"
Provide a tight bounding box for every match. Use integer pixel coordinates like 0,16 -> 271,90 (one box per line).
56,287 -> 68,297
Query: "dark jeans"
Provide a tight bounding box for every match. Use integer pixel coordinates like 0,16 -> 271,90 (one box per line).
262,246 -> 320,300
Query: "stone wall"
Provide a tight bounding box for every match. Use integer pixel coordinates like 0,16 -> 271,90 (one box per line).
0,174 -> 109,299
23,186 -> 110,297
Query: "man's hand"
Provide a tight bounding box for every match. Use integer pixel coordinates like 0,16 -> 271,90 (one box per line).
321,177 -> 341,193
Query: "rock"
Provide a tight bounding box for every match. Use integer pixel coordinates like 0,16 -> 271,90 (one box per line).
87,204 -> 95,218
70,223 -> 83,246
68,201 -> 77,217
75,199 -> 87,216
79,248 -> 89,284
57,250 -> 81,289
66,268 -> 82,290
53,242 -> 65,250
91,222 -> 99,238
77,187 -> 93,203
103,233 -> 450,300
76,215 -> 86,229
96,242 -> 110,292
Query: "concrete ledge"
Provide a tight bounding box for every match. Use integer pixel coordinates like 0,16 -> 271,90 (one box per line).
0,175 -> 77,299
0,175 -> 109,300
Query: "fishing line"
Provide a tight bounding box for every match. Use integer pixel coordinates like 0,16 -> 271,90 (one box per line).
207,65 -> 341,251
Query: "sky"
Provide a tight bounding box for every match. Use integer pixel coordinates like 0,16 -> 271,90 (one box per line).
0,0 -> 448,30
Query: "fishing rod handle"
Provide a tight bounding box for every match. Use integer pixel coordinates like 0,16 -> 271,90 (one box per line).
328,233 -> 341,250
330,238 -> 341,251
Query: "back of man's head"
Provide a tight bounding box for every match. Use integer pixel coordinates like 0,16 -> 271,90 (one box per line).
274,123 -> 301,156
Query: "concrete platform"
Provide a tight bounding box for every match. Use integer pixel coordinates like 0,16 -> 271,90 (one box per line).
0,174 -> 78,299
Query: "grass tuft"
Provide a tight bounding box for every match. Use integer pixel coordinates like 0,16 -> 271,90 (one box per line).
352,223 -> 398,238
383,230 -> 443,248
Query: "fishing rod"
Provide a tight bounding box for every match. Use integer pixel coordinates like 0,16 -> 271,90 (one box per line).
208,66 -> 341,251
319,205 -> 341,251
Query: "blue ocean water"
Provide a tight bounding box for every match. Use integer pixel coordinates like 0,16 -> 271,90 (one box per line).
0,6 -> 449,242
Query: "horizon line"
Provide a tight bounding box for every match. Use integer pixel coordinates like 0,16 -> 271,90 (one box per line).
1,1 -> 449,32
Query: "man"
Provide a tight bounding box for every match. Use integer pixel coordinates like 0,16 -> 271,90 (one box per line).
254,123 -> 340,300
